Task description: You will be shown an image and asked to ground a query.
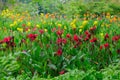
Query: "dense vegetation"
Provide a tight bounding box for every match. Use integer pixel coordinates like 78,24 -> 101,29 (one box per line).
0,0 -> 120,80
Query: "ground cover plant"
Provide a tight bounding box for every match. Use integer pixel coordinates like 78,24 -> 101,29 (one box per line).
0,0 -> 120,80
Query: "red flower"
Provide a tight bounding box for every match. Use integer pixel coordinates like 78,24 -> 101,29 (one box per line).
25,27 -> 30,32
90,38 -> 97,43
100,45 -> 103,50
104,43 -> 109,48
27,34 -> 38,41
56,29 -> 63,36
56,38 -> 62,44
62,38 -> 67,44
104,33 -> 109,40
90,26 -> 96,32
39,29 -> 44,34
56,38 -> 67,44
3,36 -> 12,43
59,70 -> 65,75
85,30 -> 90,35
112,36 -> 119,42
84,36 -> 90,41
56,49 -> 62,56
84,30 -> 91,41
73,34 -> 79,42
66,34 -> 71,38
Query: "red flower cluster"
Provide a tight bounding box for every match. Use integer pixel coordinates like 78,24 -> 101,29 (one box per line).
90,26 -> 96,32
39,29 -> 44,34
112,36 -> 119,42
56,29 -> 63,36
56,38 -> 67,44
104,33 -> 109,40
27,34 -> 38,41
59,70 -> 65,75
3,36 -> 12,43
66,34 -> 71,38
100,45 -> 103,50
104,43 -> 109,48
90,37 -> 97,43
73,34 -> 79,42
100,43 -> 109,50
56,49 -> 62,56
2,36 -> 16,47
84,30 -> 91,41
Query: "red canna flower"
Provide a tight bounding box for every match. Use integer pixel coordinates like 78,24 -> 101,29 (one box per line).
62,38 -> 67,44
56,49 -> 62,56
84,37 -> 89,41
66,34 -> 71,38
84,30 -> 91,41
27,34 -> 38,41
112,36 -> 119,42
73,34 -> 79,42
90,38 -> 97,43
56,38 -> 62,44
100,45 -> 103,50
104,43 -> 109,48
39,29 -> 44,34
90,26 -> 96,32
56,38 -> 67,44
104,33 -> 109,40
3,36 -> 12,43
59,70 -> 65,75
56,29 -> 63,36
85,30 -> 90,35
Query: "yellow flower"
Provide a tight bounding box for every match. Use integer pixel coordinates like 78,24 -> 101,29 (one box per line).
71,24 -> 76,29
40,13 -> 44,16
82,20 -> 88,26
73,19 -> 77,23
93,21 -> 98,25
100,33 -> 104,37
17,28 -> 23,32
36,24 -> 40,28
58,24 -> 62,27
79,26 -> 84,29
27,22 -> 31,26
44,29 -> 48,32
79,29 -> 82,32
13,21 -> 17,25
64,26 -> 67,30
10,24 -> 14,27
